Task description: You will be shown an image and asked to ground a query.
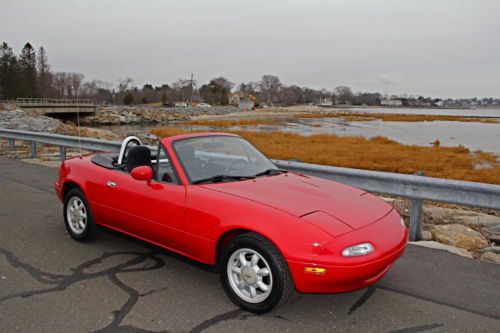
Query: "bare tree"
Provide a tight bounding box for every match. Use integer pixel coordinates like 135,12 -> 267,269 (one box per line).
237,82 -> 258,98
335,85 -> 353,105
259,74 -> 281,105
117,77 -> 134,93
172,78 -> 193,102
68,72 -> 84,98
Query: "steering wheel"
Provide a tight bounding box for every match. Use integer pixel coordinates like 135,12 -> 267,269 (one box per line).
224,159 -> 248,175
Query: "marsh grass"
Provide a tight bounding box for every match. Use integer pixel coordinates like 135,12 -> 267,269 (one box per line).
152,127 -> 500,185
295,112 -> 499,123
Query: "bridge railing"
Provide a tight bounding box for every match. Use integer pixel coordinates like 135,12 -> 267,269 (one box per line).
1,127 -> 499,241
16,98 -> 94,107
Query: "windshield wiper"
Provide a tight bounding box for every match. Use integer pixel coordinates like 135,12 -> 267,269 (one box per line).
254,168 -> 288,177
192,174 -> 255,184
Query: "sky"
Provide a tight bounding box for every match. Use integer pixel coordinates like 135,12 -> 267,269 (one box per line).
1,0 -> 499,98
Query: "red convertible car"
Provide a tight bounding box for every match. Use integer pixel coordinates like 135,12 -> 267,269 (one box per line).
55,132 -> 408,313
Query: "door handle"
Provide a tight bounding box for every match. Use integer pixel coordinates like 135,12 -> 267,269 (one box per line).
107,181 -> 117,187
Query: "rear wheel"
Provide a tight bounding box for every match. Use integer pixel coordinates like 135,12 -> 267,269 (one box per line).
63,188 -> 97,241
219,232 -> 293,313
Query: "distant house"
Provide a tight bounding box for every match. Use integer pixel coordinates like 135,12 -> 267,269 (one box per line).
238,99 -> 254,110
317,97 -> 333,107
380,99 -> 403,106
228,93 -> 240,105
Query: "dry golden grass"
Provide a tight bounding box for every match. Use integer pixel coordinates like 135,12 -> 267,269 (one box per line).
152,127 -> 500,185
296,112 -> 499,123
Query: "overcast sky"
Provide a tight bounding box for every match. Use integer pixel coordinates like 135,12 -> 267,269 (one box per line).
2,0 -> 499,98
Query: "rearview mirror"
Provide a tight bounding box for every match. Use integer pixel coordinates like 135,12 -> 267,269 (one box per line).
131,166 -> 153,183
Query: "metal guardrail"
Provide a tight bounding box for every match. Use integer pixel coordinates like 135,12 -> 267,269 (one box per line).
1,128 -> 499,241
16,98 -> 94,107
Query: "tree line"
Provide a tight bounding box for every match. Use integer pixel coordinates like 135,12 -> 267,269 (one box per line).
3,42 -> 488,107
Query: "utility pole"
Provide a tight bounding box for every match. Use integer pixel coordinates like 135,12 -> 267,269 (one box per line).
189,73 -> 194,106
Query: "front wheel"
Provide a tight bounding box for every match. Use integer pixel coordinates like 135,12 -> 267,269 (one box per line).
63,188 -> 97,242
219,232 -> 293,313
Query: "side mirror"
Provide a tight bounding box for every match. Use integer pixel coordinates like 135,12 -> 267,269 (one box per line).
131,166 -> 153,183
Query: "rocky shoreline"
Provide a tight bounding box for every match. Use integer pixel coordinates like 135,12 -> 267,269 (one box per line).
1,106 -> 499,264
82,105 -> 242,125
392,199 -> 500,263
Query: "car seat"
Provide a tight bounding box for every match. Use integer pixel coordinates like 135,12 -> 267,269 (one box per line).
126,146 -> 153,172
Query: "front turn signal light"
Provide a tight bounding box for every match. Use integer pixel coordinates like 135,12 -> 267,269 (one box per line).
304,267 -> 327,275
342,243 -> 374,257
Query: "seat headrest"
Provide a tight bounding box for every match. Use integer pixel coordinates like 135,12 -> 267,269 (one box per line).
126,145 -> 152,172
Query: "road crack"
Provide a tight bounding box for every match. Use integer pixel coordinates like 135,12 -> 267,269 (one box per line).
0,246 -> 168,332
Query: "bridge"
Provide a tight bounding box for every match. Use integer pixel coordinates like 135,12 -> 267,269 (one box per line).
16,97 -> 96,116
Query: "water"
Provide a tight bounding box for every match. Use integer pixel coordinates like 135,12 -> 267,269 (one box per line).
101,113 -> 500,154
283,118 -> 500,153
328,107 -> 500,118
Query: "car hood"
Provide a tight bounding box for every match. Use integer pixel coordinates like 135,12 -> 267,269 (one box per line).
201,173 -> 393,230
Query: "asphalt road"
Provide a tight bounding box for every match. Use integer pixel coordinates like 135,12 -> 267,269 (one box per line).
0,156 -> 499,333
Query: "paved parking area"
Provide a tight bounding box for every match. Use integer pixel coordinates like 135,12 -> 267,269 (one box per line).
0,156 -> 499,332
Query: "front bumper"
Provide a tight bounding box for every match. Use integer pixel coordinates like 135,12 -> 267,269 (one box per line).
54,181 -> 63,202
287,209 -> 408,293
288,237 -> 406,293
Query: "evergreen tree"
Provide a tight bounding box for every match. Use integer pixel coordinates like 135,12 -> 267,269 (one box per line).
37,46 -> 52,98
18,42 -> 37,97
0,42 -> 19,99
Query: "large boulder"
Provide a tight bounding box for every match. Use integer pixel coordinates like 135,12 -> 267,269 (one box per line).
424,206 -> 500,228
481,225 -> 500,242
429,224 -> 489,251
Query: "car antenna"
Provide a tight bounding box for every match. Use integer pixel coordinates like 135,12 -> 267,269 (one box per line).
76,93 -> 82,159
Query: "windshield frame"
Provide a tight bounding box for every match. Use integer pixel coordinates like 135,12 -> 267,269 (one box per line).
171,135 -> 277,185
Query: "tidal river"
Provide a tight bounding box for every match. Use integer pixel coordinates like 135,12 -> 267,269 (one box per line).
102,107 -> 500,154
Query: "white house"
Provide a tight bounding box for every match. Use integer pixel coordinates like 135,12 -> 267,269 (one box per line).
380,99 -> 403,106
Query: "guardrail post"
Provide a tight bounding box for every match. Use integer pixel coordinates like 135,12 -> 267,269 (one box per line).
8,138 -> 15,151
30,141 -> 37,158
60,146 -> 66,160
409,171 -> 425,241
409,199 -> 423,241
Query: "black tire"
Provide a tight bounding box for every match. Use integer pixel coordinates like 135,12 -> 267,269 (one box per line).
63,188 -> 97,242
219,232 -> 294,313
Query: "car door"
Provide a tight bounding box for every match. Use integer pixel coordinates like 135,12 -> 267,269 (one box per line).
97,145 -> 186,252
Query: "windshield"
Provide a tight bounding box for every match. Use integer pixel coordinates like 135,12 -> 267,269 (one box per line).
173,136 -> 277,183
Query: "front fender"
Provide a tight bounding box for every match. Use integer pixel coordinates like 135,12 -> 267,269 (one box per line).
185,185 -> 333,264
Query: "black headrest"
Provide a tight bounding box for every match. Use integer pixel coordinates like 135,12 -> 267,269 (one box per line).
126,145 -> 152,172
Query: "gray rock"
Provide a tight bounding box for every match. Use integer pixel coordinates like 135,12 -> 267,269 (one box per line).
481,225 -> 500,242
480,246 -> 500,254
479,252 -> 500,264
429,224 -> 489,251
410,241 -> 473,258
424,206 -> 500,228
420,230 -> 433,241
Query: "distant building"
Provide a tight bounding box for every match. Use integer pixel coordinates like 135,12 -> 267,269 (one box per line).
380,99 -> 403,106
238,99 -> 254,110
228,93 -> 240,105
317,97 -> 333,107
435,100 -> 444,107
